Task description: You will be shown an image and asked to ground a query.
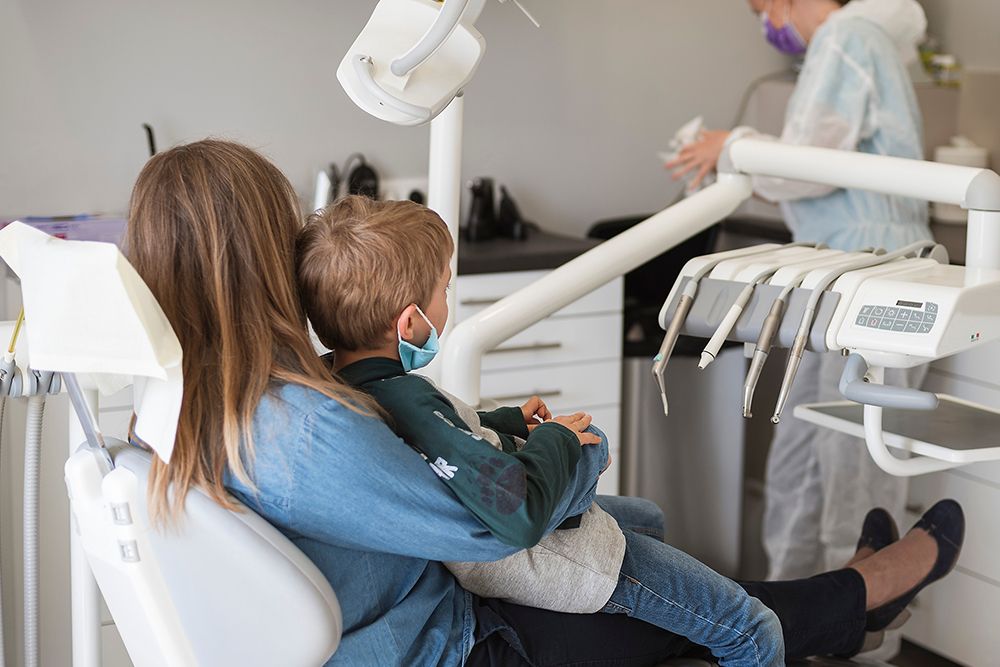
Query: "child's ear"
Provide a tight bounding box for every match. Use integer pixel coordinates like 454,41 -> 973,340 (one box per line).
396,305 -> 419,342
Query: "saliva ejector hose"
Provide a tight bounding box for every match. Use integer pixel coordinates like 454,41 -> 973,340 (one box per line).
652,244 -> 790,415
770,241 -> 937,424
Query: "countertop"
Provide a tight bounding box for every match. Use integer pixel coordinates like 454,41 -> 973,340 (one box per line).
455,215 -> 969,277
457,227 -> 600,275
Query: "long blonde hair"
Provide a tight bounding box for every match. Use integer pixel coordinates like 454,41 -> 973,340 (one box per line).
125,140 -> 376,519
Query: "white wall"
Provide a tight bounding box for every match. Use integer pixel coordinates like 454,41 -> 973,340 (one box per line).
1,0 -> 785,238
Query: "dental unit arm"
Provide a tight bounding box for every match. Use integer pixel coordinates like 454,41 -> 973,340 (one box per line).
443,138 -> 1000,479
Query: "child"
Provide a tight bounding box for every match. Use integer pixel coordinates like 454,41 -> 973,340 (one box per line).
296,196 -> 783,667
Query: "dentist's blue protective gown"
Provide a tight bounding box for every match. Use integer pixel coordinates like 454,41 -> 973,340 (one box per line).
721,0 -> 932,580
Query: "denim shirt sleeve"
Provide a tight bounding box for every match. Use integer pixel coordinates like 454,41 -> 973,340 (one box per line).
286,399 -> 598,563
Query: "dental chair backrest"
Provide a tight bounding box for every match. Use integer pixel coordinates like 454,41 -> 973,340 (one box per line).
65,441 -> 343,666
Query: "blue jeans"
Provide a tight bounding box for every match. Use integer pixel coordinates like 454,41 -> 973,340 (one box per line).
595,495 -> 665,541
604,531 -> 783,667
595,496 -> 783,665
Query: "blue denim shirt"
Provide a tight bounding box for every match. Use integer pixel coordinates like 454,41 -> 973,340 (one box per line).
226,383 -> 605,666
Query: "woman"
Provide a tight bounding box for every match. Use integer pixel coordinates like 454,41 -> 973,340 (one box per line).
669,0 -> 932,581
125,140 -> 960,666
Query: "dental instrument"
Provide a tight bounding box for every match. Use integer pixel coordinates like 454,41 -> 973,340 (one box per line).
769,239 -> 937,424
651,243 -> 791,415
741,249 -> 882,418
697,272 -> 769,371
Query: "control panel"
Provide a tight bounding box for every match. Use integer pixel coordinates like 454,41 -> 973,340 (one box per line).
855,300 -> 938,335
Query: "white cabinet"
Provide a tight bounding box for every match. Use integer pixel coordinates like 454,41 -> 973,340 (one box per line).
454,270 -> 624,495
902,341 -> 1000,666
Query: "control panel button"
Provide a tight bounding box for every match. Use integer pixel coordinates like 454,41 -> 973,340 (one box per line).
873,306 -> 886,317
910,311 -> 925,323
891,320 -> 907,332
868,317 -> 881,328
885,307 -> 899,319
926,302 -> 938,313
855,315 -> 867,326
897,309 -> 912,321
878,319 -> 894,331
860,305 -> 874,316
905,321 -> 920,333
924,312 -> 937,323
919,323 -> 934,334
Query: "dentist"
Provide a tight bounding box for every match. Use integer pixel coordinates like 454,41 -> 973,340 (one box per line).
669,0 -> 933,581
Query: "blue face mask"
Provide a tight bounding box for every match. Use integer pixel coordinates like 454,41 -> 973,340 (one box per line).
397,305 -> 439,372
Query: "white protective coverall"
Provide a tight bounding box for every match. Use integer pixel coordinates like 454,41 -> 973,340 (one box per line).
720,0 -> 932,580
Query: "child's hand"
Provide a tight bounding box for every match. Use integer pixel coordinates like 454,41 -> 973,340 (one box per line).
521,395 -> 553,431
548,412 -> 601,446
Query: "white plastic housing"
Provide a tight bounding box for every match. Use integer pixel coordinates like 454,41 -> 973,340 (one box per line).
337,0 -> 485,126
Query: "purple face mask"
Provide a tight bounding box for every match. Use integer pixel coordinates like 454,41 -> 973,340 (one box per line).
761,8 -> 807,56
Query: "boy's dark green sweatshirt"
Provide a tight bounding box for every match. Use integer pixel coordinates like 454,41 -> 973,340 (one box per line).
338,357 -> 581,548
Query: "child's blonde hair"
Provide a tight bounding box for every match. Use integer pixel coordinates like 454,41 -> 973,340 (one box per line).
296,195 -> 454,351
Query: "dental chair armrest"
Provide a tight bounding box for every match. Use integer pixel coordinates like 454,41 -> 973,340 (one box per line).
839,353 -> 939,411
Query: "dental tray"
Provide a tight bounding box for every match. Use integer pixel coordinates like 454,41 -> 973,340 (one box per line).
794,396 -> 1000,465
659,277 -> 842,352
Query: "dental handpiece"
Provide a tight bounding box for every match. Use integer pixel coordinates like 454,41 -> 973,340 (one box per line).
742,293 -> 788,418
653,242 -> 814,415
652,288 -> 694,415
699,267 -> 779,370
769,240 -> 937,424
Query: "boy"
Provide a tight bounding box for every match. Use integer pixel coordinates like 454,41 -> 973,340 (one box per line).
295,196 -> 782,666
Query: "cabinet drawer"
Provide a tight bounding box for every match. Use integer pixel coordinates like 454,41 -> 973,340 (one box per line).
456,271 -> 622,322
907,470 -> 1000,582
478,313 -> 621,372
480,360 -> 622,413
904,567 -> 1000,667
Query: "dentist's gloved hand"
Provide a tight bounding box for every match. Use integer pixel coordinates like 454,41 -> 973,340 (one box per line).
667,129 -> 730,190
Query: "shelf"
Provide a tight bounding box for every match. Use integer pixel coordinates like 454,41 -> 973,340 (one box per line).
794,394 -> 1000,466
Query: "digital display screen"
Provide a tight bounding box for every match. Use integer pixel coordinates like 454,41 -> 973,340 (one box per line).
896,300 -> 923,308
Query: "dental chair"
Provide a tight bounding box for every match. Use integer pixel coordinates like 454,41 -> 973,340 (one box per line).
0,222 -> 342,666
66,441 -> 343,666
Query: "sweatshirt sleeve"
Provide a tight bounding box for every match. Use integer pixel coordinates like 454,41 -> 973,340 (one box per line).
371,376 -> 582,548
476,406 -> 530,439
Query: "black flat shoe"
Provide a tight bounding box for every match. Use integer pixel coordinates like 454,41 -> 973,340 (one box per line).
865,499 -> 965,632
856,507 -> 899,556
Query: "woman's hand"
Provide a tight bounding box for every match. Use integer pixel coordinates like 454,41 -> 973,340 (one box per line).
521,395 -> 552,431
666,129 -> 731,190
548,412 -> 601,446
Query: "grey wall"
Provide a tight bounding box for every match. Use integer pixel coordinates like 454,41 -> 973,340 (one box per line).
1,0 -> 786,237
921,0 -> 1000,70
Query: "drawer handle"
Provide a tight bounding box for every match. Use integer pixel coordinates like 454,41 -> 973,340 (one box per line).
461,298 -> 502,307
487,342 -> 563,355
484,389 -> 563,403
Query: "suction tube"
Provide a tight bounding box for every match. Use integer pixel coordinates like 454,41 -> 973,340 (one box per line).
23,394 -> 44,667
770,240 -> 937,423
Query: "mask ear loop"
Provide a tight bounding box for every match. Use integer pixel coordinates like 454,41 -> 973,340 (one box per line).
397,304 -> 434,342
